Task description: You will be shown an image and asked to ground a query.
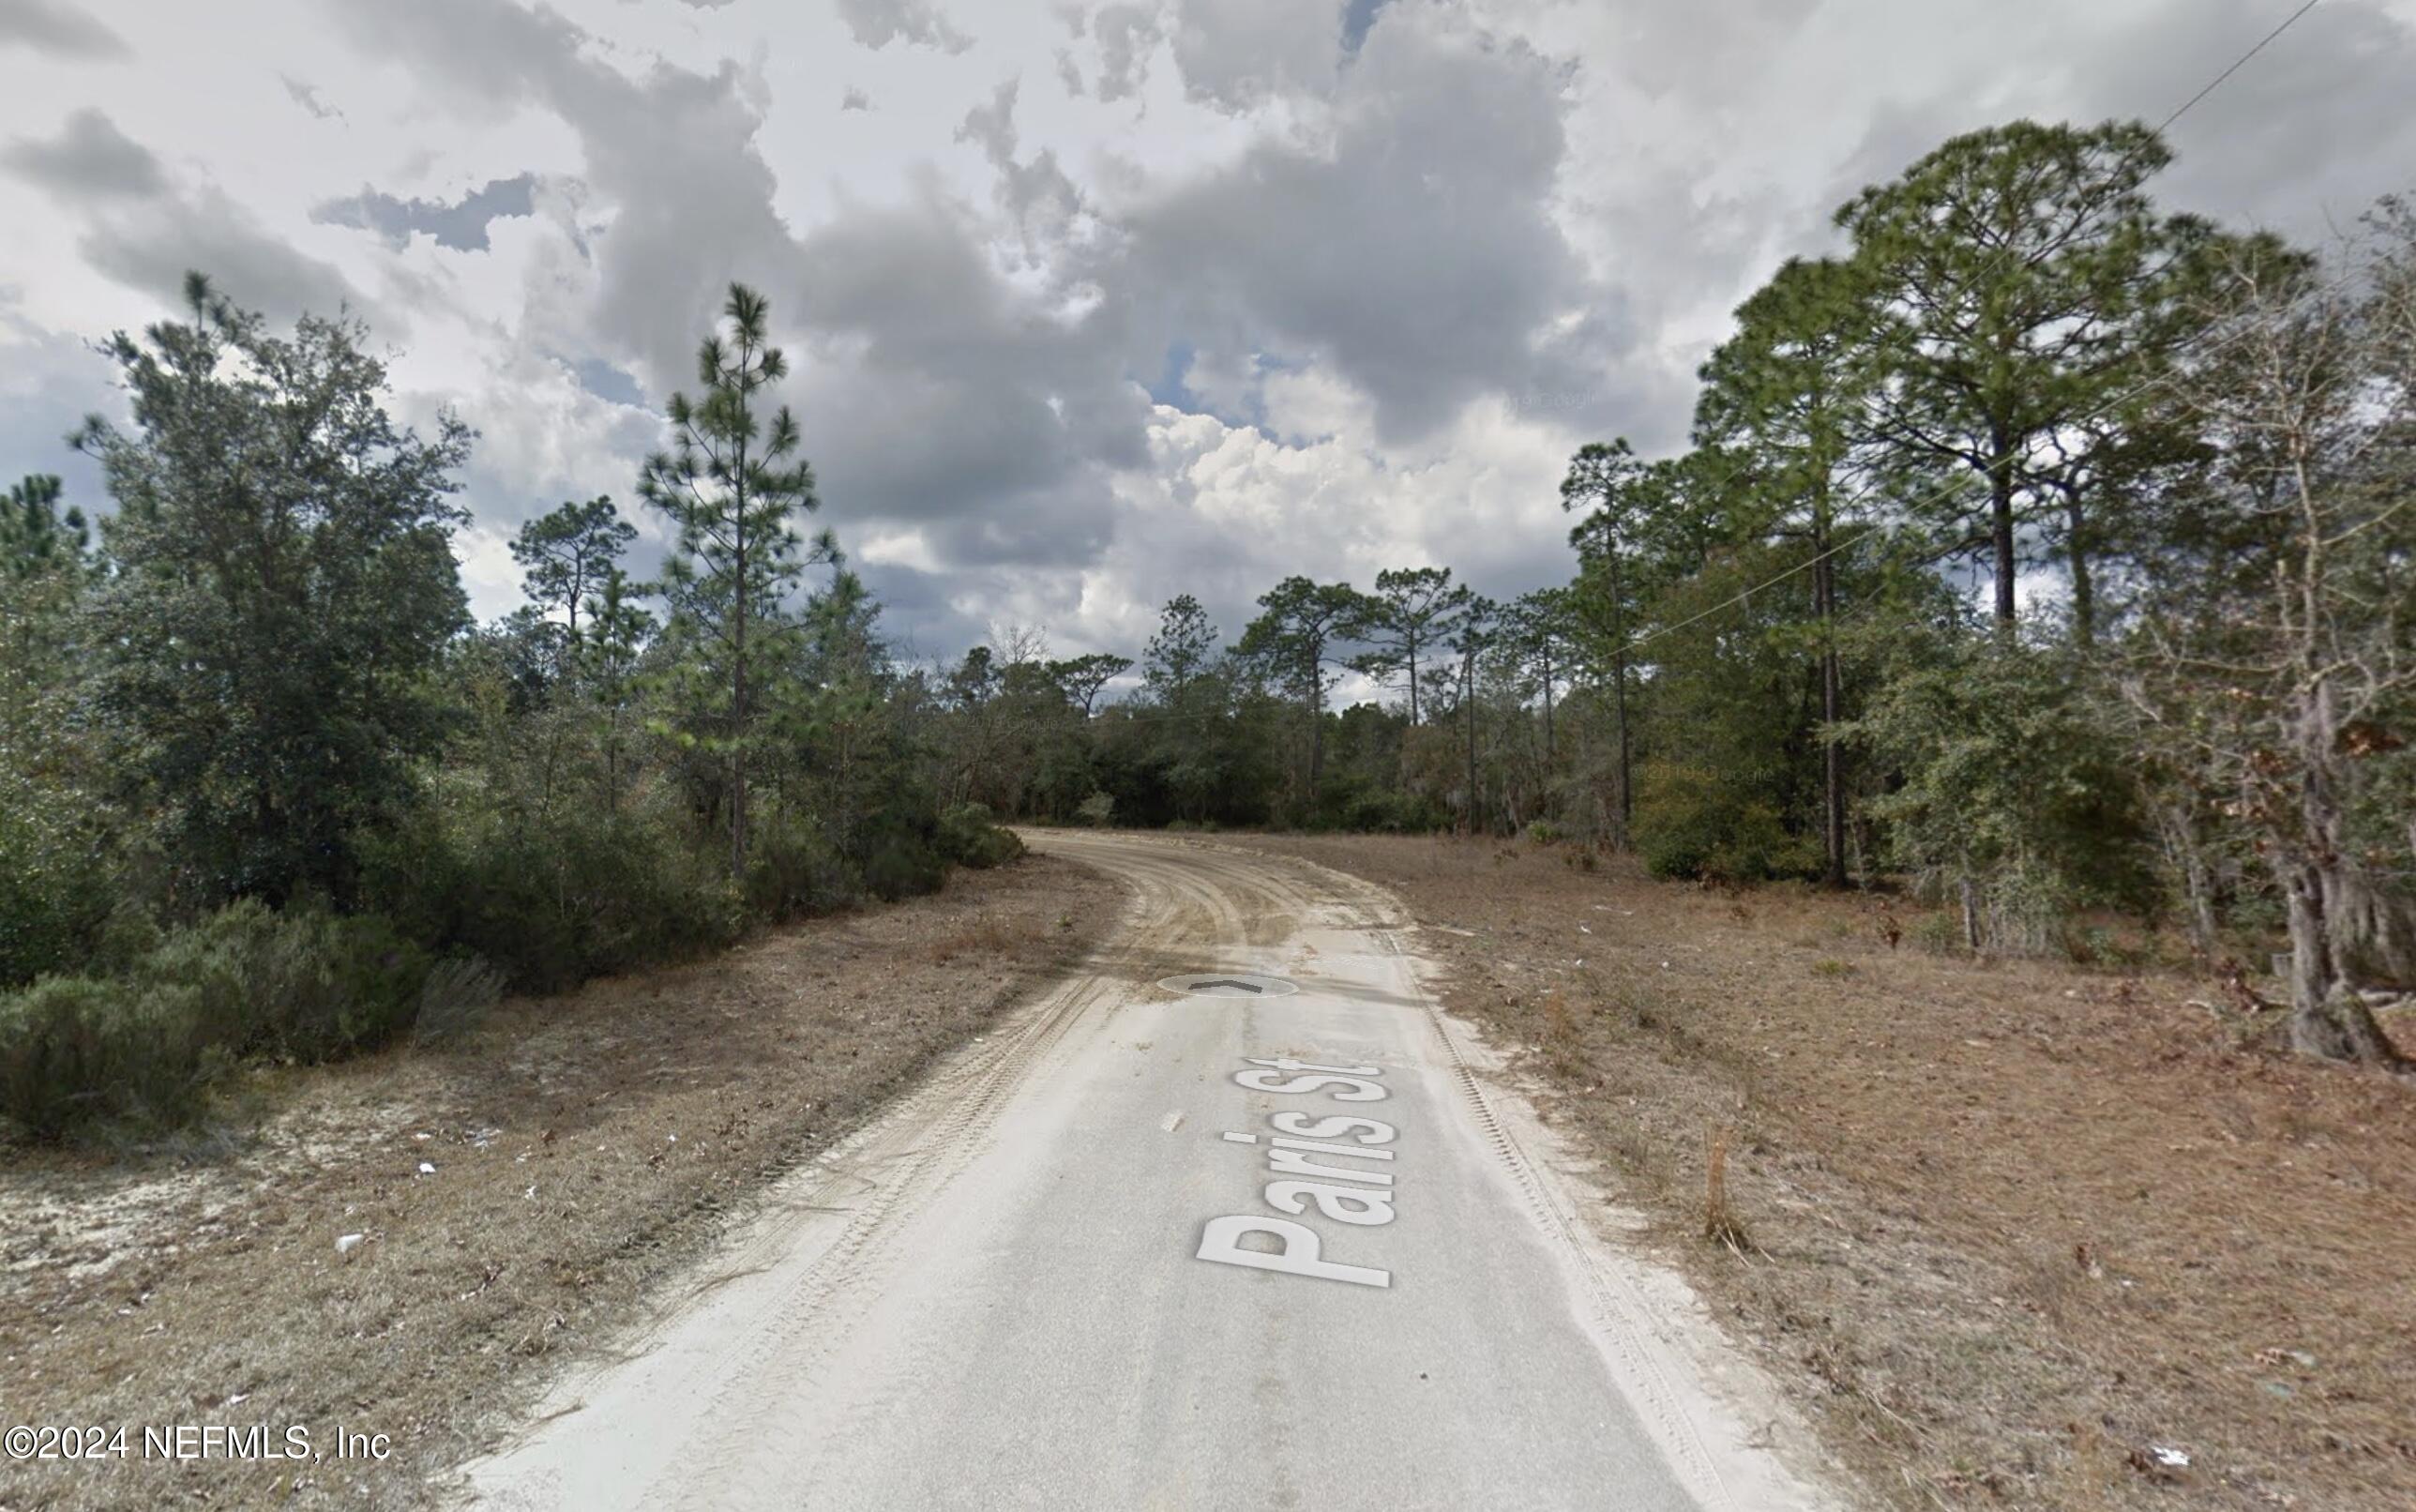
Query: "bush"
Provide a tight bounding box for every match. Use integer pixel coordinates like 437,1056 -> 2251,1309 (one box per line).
1854,641 -> 2159,941
1525,820 -> 1564,846
360,799 -> 742,993
1077,792 -> 1115,828
937,803 -> 1024,869
747,819 -> 858,920
1633,762 -> 1818,883
0,975 -> 212,1142
860,837 -> 945,901
1332,786 -> 1446,834
1910,911 -> 1964,955
1,898 -> 468,1141
144,900 -> 431,1063
89,899 -> 166,977
859,830 -> 945,902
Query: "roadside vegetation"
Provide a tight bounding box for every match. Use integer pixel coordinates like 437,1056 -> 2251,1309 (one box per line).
1,280 -> 1021,1145
8,115 -> 2406,1151
0,854 -> 1122,1512
0,97 -> 2406,1512
920,122 -> 2416,1072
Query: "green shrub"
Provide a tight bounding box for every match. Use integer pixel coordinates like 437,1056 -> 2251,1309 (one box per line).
360,800 -> 741,993
1633,762 -> 1816,882
2,897 -> 468,1140
287,913 -> 430,1058
1906,861 -> 2114,959
1980,864 -> 2091,958
1076,792 -> 1115,828
747,819 -> 858,920
1525,820 -> 1563,846
1853,641 -> 2159,943
1333,787 -> 1445,834
145,900 -> 431,1063
860,827 -> 946,901
89,899 -> 166,977
1910,911 -> 1964,954
0,975 -> 212,1142
937,803 -> 1024,869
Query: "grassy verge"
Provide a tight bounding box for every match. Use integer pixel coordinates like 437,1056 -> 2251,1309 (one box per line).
1237,834 -> 2416,1512
0,852 -> 1123,1511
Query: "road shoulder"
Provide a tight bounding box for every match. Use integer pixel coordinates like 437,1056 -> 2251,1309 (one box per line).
0,854 -> 1126,1512
1226,832 -> 2416,1512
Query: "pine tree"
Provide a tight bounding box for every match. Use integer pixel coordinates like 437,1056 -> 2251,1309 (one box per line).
1049,653 -> 1134,717
1238,576 -> 1366,806
1502,588 -> 1576,763
1561,441 -> 1645,841
511,494 -> 636,662
1837,119 -> 2214,641
1143,595 -> 1218,697
2,475 -> 88,580
1349,567 -> 1467,725
1696,256 -> 1880,885
639,283 -> 825,879
1449,596 -> 1499,835
581,566 -> 657,812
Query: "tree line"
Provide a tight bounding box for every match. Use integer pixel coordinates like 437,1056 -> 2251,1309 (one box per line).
918,120 -> 2416,1071
1,280 -> 1017,1141
4,114 -> 2408,1142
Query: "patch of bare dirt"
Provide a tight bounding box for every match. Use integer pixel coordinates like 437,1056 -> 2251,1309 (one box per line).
1236,833 -> 2416,1512
0,854 -> 1125,1511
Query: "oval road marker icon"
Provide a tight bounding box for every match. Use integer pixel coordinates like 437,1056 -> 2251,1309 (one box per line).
1157,972 -> 1299,997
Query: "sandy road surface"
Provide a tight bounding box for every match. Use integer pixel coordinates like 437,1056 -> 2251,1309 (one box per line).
465,832 -> 1834,1511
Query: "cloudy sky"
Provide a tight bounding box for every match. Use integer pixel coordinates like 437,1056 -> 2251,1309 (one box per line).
6,0 -> 2416,665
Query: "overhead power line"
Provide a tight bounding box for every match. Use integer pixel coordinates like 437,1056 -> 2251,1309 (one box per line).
1072,2 -> 2336,722
1577,0 -> 2331,655
1587,0 -> 2333,658
2153,0 -> 2323,135
1613,252 -> 2363,658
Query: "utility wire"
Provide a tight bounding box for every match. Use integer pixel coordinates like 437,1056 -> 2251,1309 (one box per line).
1609,247 -> 2362,660
1088,235 -> 2347,729
1584,0 -> 2330,653
1063,2 -> 2333,727
2152,0 -> 2322,135
1090,238 -> 2347,729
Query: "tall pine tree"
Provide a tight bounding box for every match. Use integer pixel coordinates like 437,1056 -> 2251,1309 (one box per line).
640,283 -> 825,879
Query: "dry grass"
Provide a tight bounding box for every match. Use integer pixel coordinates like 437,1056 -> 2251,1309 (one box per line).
0,854 -> 1125,1511
923,910 -> 1026,963
1238,833 -> 2416,1512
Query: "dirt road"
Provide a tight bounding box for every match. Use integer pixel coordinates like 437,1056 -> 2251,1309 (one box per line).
464,832 -> 1833,1510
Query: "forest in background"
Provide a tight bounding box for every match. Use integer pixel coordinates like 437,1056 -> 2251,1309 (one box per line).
5,115 -> 2412,1147
923,120 -> 2416,1071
